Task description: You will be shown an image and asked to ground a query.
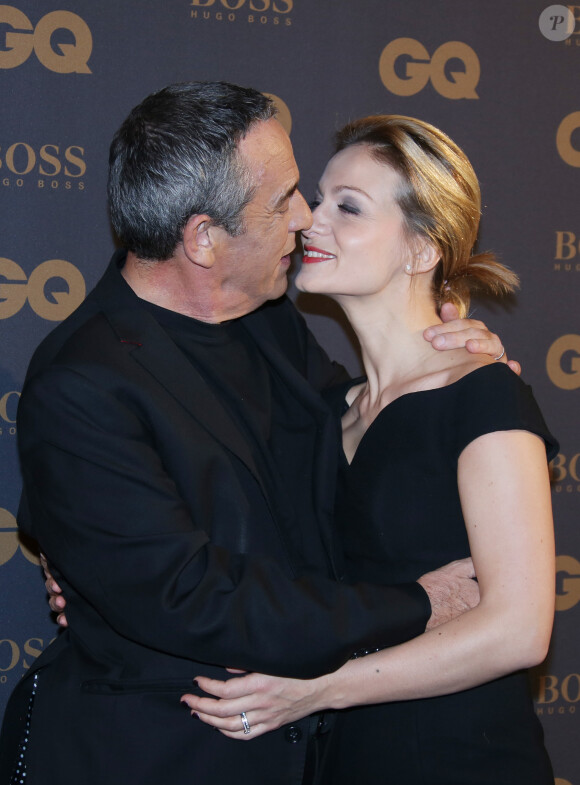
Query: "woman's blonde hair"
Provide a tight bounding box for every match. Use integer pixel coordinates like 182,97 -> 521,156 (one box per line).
335,115 -> 518,317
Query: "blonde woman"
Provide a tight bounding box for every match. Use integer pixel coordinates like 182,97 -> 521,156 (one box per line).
183,116 -> 556,785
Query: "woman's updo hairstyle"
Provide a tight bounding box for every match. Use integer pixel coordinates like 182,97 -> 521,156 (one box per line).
334,115 -> 518,317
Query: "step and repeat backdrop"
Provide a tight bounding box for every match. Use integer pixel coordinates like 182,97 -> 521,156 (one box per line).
0,1 -> 578,780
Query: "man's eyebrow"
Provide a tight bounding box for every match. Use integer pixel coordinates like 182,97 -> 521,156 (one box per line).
273,181 -> 299,208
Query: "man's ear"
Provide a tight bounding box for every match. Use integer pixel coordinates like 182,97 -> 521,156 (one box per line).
182,214 -> 218,269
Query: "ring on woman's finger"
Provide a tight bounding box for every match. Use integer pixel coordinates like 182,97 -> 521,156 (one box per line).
240,711 -> 251,734
494,347 -> 505,361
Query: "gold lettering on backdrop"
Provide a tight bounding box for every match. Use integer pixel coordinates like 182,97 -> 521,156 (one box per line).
537,673 -> 580,703
0,144 -> 86,190
555,231 -> 579,259
0,638 -> 55,673
191,0 -> 292,8
546,334 -> 580,389
0,391 -> 19,424
379,38 -> 479,99
0,640 -> 20,672
556,112 -> 580,167
0,508 -> 20,565
0,508 -> 39,565
0,7 -> 92,73
0,258 -> 86,321
263,93 -> 292,135
555,555 -> 580,611
189,0 -> 292,23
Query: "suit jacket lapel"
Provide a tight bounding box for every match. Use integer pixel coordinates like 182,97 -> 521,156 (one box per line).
242,306 -> 342,576
92,256 -> 268,496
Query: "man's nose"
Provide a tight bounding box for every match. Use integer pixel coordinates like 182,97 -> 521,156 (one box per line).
290,190 -> 312,232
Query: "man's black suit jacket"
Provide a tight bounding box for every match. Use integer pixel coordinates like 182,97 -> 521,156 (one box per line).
0,251 -> 429,785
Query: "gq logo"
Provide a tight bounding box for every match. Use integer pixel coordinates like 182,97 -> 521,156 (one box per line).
0,6 -> 92,73
379,38 -> 480,99
0,258 -> 86,321
555,555 -> 580,611
546,334 -> 580,389
0,508 -> 39,566
556,111 -> 580,167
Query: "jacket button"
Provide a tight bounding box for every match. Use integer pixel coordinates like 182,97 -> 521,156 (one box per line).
284,725 -> 303,744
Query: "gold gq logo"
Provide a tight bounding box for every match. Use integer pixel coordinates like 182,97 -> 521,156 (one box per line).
546,334 -> 580,389
0,508 -> 39,566
0,258 -> 86,321
0,6 -> 92,73
556,111 -> 580,167
556,555 -> 580,611
379,38 -> 480,99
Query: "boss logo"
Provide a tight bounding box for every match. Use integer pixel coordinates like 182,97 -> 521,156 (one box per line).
535,671 -> 580,709
554,231 -> 580,271
546,334 -> 580,390
379,38 -> 480,99
190,0 -> 292,10
0,258 -> 86,321
0,637 -> 53,679
551,452 -> 580,493
0,7 -> 92,73
0,143 -> 85,177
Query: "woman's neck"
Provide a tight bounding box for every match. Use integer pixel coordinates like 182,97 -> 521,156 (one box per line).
336,285 -> 444,405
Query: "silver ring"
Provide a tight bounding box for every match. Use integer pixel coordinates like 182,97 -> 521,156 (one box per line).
240,711 -> 251,734
494,347 -> 505,361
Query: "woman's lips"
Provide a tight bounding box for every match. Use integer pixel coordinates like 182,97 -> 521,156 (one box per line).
302,245 -> 336,264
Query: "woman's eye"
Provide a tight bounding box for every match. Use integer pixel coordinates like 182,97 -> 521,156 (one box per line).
338,203 -> 360,215
308,199 -> 320,210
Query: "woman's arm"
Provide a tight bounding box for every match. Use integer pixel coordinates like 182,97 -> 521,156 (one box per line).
182,429 -> 554,738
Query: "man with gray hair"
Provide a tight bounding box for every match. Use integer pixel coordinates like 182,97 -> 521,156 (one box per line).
1,82 -> 498,785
